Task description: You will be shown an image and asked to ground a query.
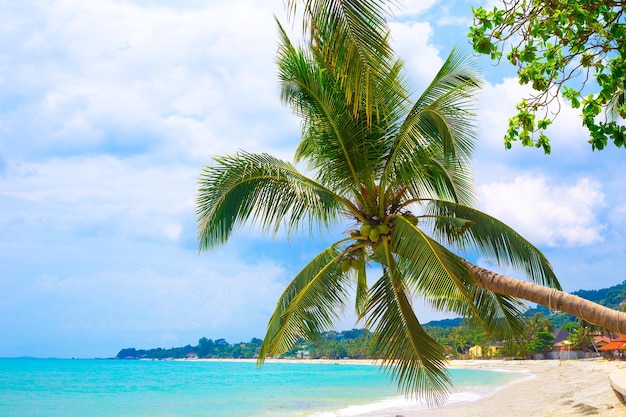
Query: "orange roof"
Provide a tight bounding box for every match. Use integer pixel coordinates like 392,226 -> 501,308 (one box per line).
598,341 -> 626,351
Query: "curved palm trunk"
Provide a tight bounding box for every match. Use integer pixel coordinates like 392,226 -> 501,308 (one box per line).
467,262 -> 626,335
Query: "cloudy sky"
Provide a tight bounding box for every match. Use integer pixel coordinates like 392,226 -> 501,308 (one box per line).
1,0 -> 624,358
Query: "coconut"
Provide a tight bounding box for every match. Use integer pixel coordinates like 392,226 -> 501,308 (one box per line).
369,228 -> 380,242
351,258 -> 364,270
341,260 -> 352,272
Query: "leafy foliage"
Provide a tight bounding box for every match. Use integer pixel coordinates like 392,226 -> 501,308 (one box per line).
470,0 -> 626,152
527,331 -> 556,354
283,0 -> 400,125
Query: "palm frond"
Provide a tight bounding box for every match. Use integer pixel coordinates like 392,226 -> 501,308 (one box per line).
258,245 -> 350,362
355,265 -> 369,319
284,0 -> 401,124
196,152 -> 343,250
470,287 -> 527,338
407,47 -> 482,162
276,20 -> 375,194
390,215 -> 477,316
425,200 -> 560,289
389,149 -> 477,205
365,263 -> 451,405
382,48 -> 481,205
392,215 -> 527,338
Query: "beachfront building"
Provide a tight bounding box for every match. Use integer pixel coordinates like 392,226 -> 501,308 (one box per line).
468,345 -> 502,359
598,336 -> 626,359
594,335 -> 612,349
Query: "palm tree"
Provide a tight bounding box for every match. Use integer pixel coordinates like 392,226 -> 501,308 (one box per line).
279,0 -> 626,338
196,10 -> 558,402
280,1 -> 626,337
197,0 -> 626,404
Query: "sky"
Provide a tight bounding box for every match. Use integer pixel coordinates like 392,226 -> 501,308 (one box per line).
1,0 -> 624,358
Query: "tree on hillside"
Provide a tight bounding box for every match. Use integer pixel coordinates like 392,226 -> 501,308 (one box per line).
197,0 -> 626,404
470,0 -> 626,152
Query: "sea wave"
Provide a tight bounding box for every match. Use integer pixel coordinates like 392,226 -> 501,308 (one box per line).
308,372 -> 532,417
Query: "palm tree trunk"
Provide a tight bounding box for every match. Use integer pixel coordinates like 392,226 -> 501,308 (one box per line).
466,262 -> 626,335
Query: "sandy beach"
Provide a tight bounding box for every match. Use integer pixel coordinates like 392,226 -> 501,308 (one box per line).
415,359 -> 626,417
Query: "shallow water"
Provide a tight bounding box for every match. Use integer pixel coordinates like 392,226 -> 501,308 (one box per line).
0,358 -> 525,416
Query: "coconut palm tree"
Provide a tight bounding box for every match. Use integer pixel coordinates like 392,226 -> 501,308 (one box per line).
268,0 -> 626,339
196,12 -> 560,402
197,0 -> 626,404
292,0 -> 626,338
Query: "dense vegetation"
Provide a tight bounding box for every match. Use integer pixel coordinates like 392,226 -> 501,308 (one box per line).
113,316 -> 573,360
117,337 -> 264,360
116,281 -> 626,361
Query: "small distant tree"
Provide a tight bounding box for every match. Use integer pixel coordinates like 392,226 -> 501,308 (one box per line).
197,337 -> 215,358
213,339 -> 230,358
567,320 -> 595,352
527,331 -> 556,355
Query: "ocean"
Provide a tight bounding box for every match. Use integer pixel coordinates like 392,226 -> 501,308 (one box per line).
0,358 -> 527,417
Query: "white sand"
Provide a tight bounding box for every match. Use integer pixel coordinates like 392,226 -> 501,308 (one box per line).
413,359 -> 626,417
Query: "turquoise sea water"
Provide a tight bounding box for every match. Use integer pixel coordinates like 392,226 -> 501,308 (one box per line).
0,358 -> 526,417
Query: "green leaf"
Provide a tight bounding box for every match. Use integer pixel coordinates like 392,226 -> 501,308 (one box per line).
425,200 -> 560,290
366,265 -> 451,405
258,245 -> 350,361
196,152 -> 343,250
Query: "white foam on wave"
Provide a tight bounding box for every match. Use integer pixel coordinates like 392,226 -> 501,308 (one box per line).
308,392 -> 493,417
309,396 -> 427,417
307,371 -> 535,417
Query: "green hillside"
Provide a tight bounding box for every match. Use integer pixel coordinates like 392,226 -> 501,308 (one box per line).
523,280 -> 626,328
572,281 -> 626,309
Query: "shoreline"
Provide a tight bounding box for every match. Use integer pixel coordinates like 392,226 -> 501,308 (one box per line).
178,357 -> 626,416
6,357 -> 625,416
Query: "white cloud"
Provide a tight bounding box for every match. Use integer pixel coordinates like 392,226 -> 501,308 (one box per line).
478,175 -> 606,247
0,0 -> 294,163
396,0 -> 439,16
389,21 -> 442,90
0,156 -> 196,243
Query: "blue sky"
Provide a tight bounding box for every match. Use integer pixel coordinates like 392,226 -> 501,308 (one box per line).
1,0 -> 624,358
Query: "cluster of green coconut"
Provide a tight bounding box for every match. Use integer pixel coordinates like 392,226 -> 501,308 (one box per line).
359,222 -> 390,243
339,220 -> 393,272
340,256 -> 364,272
